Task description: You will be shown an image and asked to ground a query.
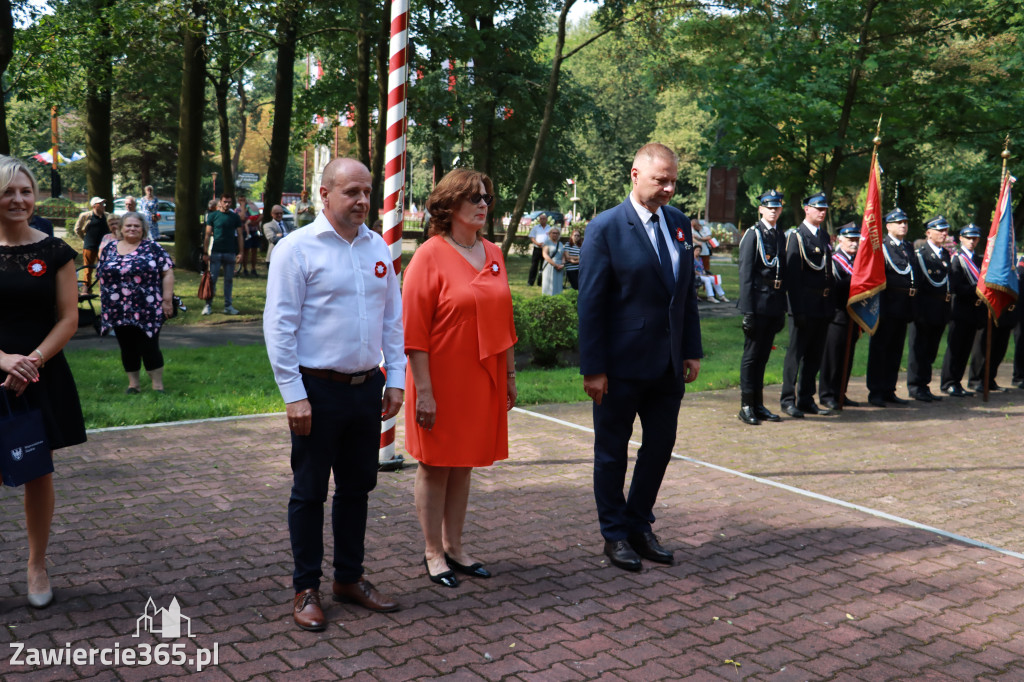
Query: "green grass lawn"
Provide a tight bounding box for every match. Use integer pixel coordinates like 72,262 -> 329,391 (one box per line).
64,315 -> 890,428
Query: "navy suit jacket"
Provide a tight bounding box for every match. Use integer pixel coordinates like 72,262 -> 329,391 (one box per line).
578,198 -> 703,389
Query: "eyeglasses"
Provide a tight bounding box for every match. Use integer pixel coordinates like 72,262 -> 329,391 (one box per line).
468,192 -> 494,206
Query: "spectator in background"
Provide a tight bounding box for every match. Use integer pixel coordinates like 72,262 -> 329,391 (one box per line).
98,212 -> 174,394
694,244 -> 727,303
541,226 -> 565,296
235,195 -> 261,277
526,213 -> 550,287
99,213 -> 122,251
294,189 -> 315,228
77,197 -> 109,289
28,213 -> 53,237
202,195 -> 244,316
262,205 -> 288,264
692,218 -> 714,271
564,229 -> 582,290
140,186 -> 160,241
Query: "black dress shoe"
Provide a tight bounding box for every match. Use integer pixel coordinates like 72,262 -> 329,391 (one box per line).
1014,381 -> 1024,389
627,531 -> 673,565
603,540 -> 642,572
989,382 -> 1006,392
945,384 -> 972,397
821,399 -> 841,411
885,394 -> 909,405
423,557 -> 459,588
967,382 -> 983,392
926,390 -> 942,401
797,402 -> 832,416
842,397 -> 860,408
445,554 -> 492,578
910,391 -> 933,402
782,404 -> 805,418
738,406 -> 761,425
753,405 -> 782,422
867,395 -> 887,407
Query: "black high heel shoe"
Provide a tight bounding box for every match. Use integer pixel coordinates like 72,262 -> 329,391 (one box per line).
424,557 -> 459,588
445,553 -> 492,579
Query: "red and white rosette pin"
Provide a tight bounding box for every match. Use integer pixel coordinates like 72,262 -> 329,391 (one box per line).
374,261 -> 387,278
27,259 -> 46,277
489,261 -> 500,276
675,228 -> 685,242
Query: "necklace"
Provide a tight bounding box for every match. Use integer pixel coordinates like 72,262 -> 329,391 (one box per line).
449,234 -> 477,250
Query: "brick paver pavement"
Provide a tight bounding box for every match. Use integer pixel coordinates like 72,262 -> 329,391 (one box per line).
1,370 -> 1023,680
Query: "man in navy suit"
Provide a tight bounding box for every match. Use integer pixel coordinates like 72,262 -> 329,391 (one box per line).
578,143 -> 703,572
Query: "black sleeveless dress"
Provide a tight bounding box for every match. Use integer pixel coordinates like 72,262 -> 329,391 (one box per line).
0,237 -> 86,451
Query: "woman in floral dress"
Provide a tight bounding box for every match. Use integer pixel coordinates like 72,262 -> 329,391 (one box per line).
98,212 -> 175,393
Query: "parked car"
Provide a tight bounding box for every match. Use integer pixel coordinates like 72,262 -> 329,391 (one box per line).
113,198 -> 177,240
521,209 -> 565,227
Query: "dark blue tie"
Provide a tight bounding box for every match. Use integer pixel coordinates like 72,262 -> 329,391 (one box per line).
651,213 -> 675,284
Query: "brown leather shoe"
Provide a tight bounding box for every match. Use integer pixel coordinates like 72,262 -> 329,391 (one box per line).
292,588 -> 327,632
332,578 -> 400,613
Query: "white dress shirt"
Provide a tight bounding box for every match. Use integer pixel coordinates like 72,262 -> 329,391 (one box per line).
801,220 -> 820,237
264,212 -> 406,404
629,194 -> 679,277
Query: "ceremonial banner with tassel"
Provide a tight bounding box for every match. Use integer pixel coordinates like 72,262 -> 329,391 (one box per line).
847,142 -> 887,334
977,173 -> 1018,323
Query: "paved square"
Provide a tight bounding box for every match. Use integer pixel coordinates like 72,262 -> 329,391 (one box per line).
1,373 -> 1022,680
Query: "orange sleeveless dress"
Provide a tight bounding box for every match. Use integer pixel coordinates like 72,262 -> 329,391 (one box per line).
402,236 -> 517,467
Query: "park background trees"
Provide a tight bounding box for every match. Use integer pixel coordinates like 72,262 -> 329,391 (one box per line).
2,0 -> 1022,265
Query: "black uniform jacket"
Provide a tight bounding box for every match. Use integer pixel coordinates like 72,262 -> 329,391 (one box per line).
738,220 -> 787,317
784,223 -> 835,319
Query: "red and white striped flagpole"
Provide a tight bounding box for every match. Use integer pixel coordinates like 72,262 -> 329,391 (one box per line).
379,0 -> 409,469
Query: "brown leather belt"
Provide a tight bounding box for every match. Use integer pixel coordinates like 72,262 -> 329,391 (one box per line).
299,366 -> 379,385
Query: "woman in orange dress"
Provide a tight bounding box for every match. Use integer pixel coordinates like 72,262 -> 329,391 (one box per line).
403,169 -> 517,588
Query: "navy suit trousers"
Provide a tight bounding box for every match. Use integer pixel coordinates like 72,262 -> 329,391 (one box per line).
592,370 -> 682,541
288,370 -> 385,592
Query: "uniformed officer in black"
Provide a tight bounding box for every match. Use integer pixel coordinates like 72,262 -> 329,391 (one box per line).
906,216 -> 952,401
939,223 -> 985,396
737,190 -> 787,425
866,208 -> 915,407
779,192 -> 836,417
818,223 -> 860,410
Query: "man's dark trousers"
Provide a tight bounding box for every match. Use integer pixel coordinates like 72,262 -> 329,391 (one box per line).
780,315 -> 829,408
593,369 -> 682,541
289,370 -> 385,592
528,245 -> 544,286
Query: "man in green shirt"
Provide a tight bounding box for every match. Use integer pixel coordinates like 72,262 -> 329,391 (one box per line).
202,195 -> 245,315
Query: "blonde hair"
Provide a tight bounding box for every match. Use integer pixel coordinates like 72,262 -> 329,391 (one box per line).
0,155 -> 39,197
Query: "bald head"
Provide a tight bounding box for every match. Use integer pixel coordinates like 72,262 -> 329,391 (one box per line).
633,143 -> 678,170
631,143 -> 678,211
321,158 -> 370,192
320,157 -> 372,238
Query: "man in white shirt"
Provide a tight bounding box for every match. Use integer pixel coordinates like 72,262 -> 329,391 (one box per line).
526,213 -> 550,286
264,158 -> 405,632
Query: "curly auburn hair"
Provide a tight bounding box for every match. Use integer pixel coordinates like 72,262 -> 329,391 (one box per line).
425,168 -> 494,238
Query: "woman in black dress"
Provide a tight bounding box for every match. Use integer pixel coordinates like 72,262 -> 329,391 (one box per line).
0,156 -> 85,608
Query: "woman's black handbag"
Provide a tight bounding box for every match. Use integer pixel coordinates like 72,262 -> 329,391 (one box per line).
0,388 -> 53,487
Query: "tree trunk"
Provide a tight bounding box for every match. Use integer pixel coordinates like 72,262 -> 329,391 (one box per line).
231,76 -> 247,176
85,0 -> 114,207
467,14 -> 496,239
214,33 -> 236,199
369,10 -> 389,227
501,0 -> 575,256
354,0 -> 371,169
262,14 -> 297,222
173,1 -> 206,268
0,0 -> 13,155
